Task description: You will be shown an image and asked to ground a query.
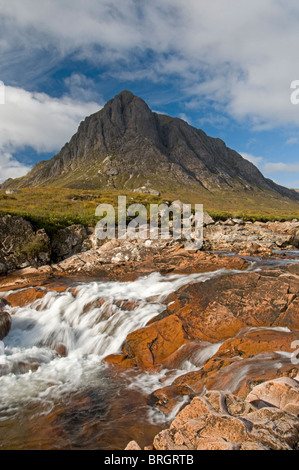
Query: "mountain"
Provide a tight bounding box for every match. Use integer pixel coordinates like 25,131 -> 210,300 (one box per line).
2,90 -> 299,204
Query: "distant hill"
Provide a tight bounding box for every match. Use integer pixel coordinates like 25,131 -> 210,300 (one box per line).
2,90 -> 299,210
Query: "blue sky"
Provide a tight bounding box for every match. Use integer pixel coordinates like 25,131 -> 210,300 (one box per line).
0,0 -> 299,188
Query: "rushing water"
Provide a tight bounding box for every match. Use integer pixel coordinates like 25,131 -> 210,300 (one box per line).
0,256 -> 297,450
0,269 -> 236,449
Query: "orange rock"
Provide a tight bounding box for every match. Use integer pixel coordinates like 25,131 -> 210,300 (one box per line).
5,287 -> 47,308
103,353 -> 137,369
124,440 -> 142,450
153,391 -> 299,451
123,315 -> 190,370
246,377 -> 299,415
149,328 -> 299,415
165,269 -> 299,342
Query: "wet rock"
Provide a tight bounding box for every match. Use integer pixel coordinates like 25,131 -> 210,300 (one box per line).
153,391 -> 299,450
164,267 -> 299,342
0,311 -> 11,340
123,315 -> 189,370
148,327 -> 299,415
5,287 -> 47,308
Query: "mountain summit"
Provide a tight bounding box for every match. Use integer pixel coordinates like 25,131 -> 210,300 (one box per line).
2,90 -> 299,202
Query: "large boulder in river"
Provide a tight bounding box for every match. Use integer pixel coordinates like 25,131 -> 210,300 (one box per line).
112,265 -> 299,372
0,311 -> 11,340
0,215 -> 51,272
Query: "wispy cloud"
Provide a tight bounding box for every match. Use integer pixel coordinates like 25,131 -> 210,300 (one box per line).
1,0 -> 299,130
241,152 -> 299,178
263,162 -> 299,173
285,137 -> 299,145
241,152 -> 264,167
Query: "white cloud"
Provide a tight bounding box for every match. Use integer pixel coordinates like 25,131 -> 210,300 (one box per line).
0,83 -> 101,181
241,152 -> 299,176
240,152 -> 264,167
0,0 -> 299,183
1,0 -> 299,129
0,85 -> 100,153
263,162 -> 299,173
285,137 -> 299,145
0,152 -> 32,183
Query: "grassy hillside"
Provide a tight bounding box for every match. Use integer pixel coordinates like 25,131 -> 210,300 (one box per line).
0,186 -> 298,235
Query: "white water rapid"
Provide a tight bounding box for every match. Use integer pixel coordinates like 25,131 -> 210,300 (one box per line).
0,269 -> 238,416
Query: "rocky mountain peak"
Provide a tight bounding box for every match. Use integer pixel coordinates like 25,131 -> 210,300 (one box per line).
1,91 -> 299,204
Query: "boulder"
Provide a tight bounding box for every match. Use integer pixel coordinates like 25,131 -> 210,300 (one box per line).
153,390 -> 299,450
0,311 -> 11,340
0,215 -> 51,272
124,441 -> 142,450
246,377 -> 299,416
123,315 -> 189,370
203,212 -> 214,226
51,224 -> 89,262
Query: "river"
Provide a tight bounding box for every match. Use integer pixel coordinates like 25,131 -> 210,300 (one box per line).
0,253 -> 298,449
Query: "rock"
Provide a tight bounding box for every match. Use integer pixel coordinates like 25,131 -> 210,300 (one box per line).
164,267 -> 299,342
232,218 -> 245,225
123,315 -> 189,369
0,215 -> 51,272
4,287 -> 47,308
203,212 -> 214,226
203,220 -> 299,252
153,391 -> 299,450
0,311 -> 11,340
145,293 -> 299,416
124,440 -> 142,450
246,377 -> 299,416
5,189 -> 21,194
0,262 -> 7,274
171,200 -> 186,211
222,218 -> 235,226
51,224 -> 89,262
133,187 -> 160,196
290,228 -> 299,248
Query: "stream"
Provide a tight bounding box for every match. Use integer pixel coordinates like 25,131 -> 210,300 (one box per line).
0,252 -> 298,449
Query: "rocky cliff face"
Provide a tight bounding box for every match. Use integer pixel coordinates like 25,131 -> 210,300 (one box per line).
2,90 -> 299,201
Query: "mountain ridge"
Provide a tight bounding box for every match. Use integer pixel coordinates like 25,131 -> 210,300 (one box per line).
2,90 -> 299,204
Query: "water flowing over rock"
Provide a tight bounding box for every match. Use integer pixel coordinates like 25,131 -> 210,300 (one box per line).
0,213 -> 299,450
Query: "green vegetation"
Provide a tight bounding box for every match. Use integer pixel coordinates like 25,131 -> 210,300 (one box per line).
0,186 -> 298,236
0,187 -> 163,235
18,235 -> 49,258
